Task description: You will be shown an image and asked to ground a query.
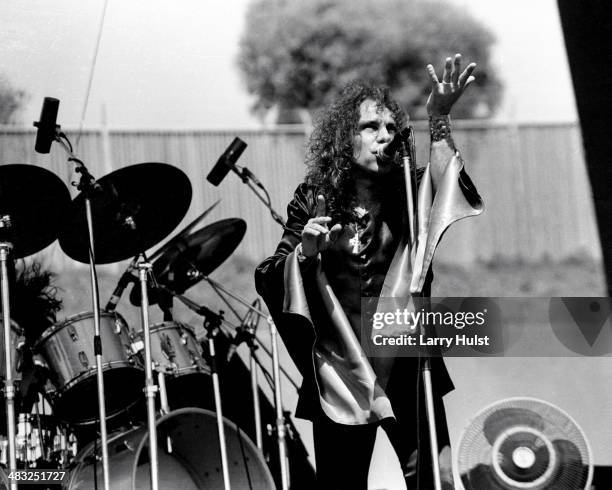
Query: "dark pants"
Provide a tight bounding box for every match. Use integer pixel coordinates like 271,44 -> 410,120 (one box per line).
312,399 -> 450,490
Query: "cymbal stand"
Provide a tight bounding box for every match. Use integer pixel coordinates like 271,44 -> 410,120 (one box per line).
136,261 -> 160,490
54,135 -> 111,490
0,228 -> 17,489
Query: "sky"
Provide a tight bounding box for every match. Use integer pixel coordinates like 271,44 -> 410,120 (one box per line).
1,0 -> 577,129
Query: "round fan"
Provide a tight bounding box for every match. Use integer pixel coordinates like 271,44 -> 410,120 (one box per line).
456,397 -> 593,489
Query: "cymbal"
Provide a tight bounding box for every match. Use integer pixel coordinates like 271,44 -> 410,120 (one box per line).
59,162 -> 192,264
0,164 -> 71,259
130,218 -> 246,305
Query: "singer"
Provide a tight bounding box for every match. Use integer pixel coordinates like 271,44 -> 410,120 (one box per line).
256,54 -> 483,489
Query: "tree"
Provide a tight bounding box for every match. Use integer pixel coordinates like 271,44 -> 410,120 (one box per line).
0,74 -> 26,124
238,0 -> 501,122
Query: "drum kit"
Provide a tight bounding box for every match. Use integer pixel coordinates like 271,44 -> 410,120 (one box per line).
0,103 -> 294,489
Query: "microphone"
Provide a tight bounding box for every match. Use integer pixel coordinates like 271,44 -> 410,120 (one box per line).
206,137 -> 248,186
105,261 -> 137,312
377,127 -> 412,162
33,97 -> 60,154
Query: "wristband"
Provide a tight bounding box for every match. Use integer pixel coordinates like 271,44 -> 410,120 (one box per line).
429,114 -> 454,146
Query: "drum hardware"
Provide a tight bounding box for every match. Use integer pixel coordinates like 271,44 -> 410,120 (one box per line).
165,285 -> 290,490
201,276 -> 299,393
108,199 -> 220,314
129,217 -> 247,307
66,408 -> 275,490
0,238 -> 16,481
207,281 -> 291,490
36,102 -> 192,489
147,199 -> 221,264
0,163 -> 72,489
130,321 -> 209,412
151,239 -> 294,490
1,410 -> 77,469
155,373 -> 174,455
229,299 -> 264,450
163,290 -> 232,490
137,261 -> 161,490
43,124 -> 118,490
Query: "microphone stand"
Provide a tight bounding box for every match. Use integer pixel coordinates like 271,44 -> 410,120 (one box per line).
53,133 -> 111,490
401,128 -> 442,490
217,160 -> 286,228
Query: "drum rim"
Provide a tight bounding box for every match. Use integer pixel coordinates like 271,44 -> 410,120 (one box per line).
45,360 -> 141,398
66,396 -> 143,427
34,310 -> 128,349
69,407 -> 276,489
134,321 -> 197,338
133,407 -> 275,489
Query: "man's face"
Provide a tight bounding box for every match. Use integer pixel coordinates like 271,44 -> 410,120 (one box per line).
352,98 -> 398,174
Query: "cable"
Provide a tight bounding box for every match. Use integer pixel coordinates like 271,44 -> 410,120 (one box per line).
75,0 -> 110,151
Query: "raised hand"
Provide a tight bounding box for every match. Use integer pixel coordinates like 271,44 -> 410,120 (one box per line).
426,53 -> 476,116
301,195 -> 343,257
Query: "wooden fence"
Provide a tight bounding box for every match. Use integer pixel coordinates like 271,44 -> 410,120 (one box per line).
0,122 -> 602,271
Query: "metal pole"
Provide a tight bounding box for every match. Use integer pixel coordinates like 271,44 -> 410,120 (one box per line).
200,278 -> 300,391
0,243 -> 17,490
84,198 -> 110,490
157,371 -> 170,415
138,263 -> 159,490
422,360 -> 442,490
208,336 -> 231,490
250,353 -> 263,450
157,371 -> 173,454
402,127 -> 442,488
270,321 -> 289,490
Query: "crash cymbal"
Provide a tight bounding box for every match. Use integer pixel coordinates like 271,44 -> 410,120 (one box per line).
130,218 -> 246,305
59,162 -> 192,264
0,164 -> 71,258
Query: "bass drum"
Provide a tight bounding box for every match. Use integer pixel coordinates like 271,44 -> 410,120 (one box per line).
66,408 -> 276,490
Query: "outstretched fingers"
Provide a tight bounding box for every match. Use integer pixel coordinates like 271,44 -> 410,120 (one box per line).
451,53 -> 461,85
442,57 -> 452,83
426,64 -> 440,86
458,62 -> 477,89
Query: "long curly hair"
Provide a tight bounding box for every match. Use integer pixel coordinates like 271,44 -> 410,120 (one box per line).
8,261 -> 62,343
305,80 -> 408,223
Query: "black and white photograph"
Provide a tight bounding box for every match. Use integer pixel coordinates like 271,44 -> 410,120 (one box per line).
0,0 -> 611,488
